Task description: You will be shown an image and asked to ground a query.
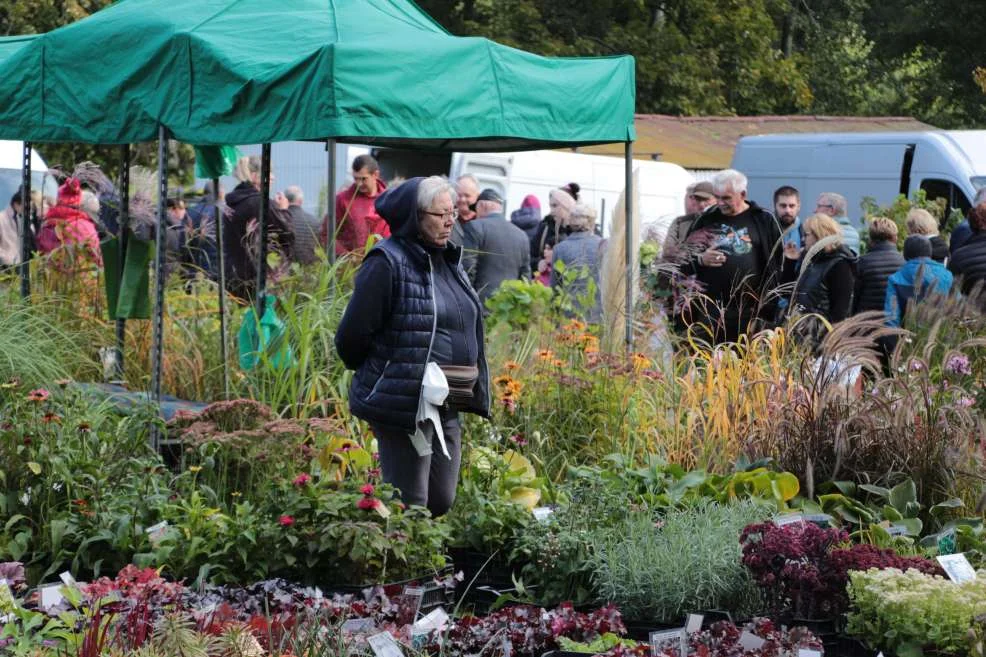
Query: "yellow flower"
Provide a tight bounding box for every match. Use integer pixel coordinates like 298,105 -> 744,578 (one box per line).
631,353 -> 652,371
584,344 -> 599,355
564,319 -> 587,333
494,374 -> 513,387
188,465 -> 202,473
231,491 -> 242,497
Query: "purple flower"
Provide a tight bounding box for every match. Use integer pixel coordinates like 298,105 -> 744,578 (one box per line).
945,354 -> 973,376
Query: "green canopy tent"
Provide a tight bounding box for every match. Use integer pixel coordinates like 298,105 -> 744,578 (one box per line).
0,0 -> 637,439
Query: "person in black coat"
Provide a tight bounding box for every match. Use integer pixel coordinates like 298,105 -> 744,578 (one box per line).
853,216 -> 905,314
335,176 -> 490,517
781,213 -> 857,343
223,156 -> 294,301
531,183 -> 578,272
949,202 -> 986,305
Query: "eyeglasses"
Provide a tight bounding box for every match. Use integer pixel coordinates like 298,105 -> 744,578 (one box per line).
422,209 -> 458,220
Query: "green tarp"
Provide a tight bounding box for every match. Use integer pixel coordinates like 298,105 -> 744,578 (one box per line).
0,0 -> 635,150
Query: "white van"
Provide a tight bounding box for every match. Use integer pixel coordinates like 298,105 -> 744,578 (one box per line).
0,140 -> 55,208
731,131 -> 986,228
365,147 -> 694,238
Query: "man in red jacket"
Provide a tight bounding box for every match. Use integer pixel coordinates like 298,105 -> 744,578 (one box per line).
323,154 -> 390,256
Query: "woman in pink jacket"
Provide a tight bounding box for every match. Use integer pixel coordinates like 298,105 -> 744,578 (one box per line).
37,177 -> 103,270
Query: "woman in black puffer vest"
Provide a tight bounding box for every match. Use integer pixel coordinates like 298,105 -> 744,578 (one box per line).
853,216 -> 904,314
335,176 -> 490,517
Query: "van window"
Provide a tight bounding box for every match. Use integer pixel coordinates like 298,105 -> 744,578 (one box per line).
919,178 -> 971,218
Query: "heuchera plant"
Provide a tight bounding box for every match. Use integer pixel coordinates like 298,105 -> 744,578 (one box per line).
740,521 -> 943,619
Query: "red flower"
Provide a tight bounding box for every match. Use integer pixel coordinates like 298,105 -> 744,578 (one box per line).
42,412 -> 61,424
26,389 -> 50,403
367,468 -> 381,479
278,515 -> 295,527
360,483 -> 375,496
357,497 -> 381,511
292,473 -> 311,487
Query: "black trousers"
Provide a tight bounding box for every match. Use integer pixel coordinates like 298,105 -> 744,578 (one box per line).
372,411 -> 462,517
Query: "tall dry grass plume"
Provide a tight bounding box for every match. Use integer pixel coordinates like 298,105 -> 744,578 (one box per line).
601,168 -> 640,352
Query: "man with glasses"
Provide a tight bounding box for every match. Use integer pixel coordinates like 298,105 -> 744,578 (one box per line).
455,188 -> 531,304
814,192 -> 861,255
324,154 -> 390,256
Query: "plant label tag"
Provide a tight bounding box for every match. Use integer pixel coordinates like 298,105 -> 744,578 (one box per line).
937,553 -> 976,583
367,631 -> 403,657
876,653 -> 884,657
342,618 -> 376,634
798,649 -> 822,657
532,507 -> 554,522
773,513 -> 805,527
39,584 -> 64,610
685,614 -> 703,634
396,586 -> 425,626
413,607 -> 449,632
738,631 -> 766,651
650,628 -> 686,657
374,502 -> 391,519
145,521 -> 169,545
59,571 -> 77,587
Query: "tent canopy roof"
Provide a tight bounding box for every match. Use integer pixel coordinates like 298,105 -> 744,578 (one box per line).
0,0 -> 635,150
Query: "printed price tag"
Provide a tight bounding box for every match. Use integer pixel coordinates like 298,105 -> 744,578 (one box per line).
798,649 -> 823,657
650,628 -> 687,657
413,607 -> 449,632
685,614 -> 703,634
738,631 -> 766,651
367,631 -> 404,657
59,572 -> 77,587
39,584 -> 64,611
937,553 -> 977,583
773,513 -> 805,527
342,617 -> 376,634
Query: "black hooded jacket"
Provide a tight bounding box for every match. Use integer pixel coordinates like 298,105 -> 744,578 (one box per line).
223,181 -> 294,298
335,178 -> 491,433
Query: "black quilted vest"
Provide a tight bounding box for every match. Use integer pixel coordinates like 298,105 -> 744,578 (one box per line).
793,247 -> 854,319
348,237 -> 491,432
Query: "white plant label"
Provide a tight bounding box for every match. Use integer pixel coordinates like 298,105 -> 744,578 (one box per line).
773,513 -> 805,527
937,553 -> 977,583
799,649 -> 823,657
685,614 -> 703,634
650,628 -> 687,657
341,618 -> 375,634
59,571 -> 77,587
738,631 -> 766,651
367,631 -> 404,657
532,506 -> 554,522
39,584 -> 64,610
413,607 -> 449,632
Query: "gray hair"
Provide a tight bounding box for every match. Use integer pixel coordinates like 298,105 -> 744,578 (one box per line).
456,174 -> 479,193
284,185 -> 303,204
80,190 -> 100,219
233,155 -> 261,183
567,202 -> 597,232
417,176 -> 458,212
817,192 -> 847,217
712,169 -> 748,194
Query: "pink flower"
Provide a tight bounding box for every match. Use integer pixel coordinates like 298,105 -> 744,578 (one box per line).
278,515 -> 295,527
367,468 -> 381,479
26,389 -> 50,403
357,497 -> 381,511
360,483 -> 375,496
292,473 -> 311,487
508,434 -> 527,447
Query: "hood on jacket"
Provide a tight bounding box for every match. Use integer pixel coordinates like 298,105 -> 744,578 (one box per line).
511,205 -> 541,230
226,181 -> 258,208
374,177 -> 423,238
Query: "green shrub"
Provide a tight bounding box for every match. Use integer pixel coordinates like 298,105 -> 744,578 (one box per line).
589,499 -> 770,622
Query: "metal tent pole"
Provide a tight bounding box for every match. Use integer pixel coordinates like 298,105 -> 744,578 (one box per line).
255,143 -> 271,317
624,141 -> 634,353
18,142 -> 31,299
115,145 -> 131,380
326,139 -> 337,265
150,125 -> 169,450
213,176 -> 230,399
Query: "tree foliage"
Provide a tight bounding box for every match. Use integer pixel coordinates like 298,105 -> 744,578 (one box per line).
2,0 -> 983,185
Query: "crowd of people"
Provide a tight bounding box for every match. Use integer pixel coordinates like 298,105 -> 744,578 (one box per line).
660,169 -> 986,349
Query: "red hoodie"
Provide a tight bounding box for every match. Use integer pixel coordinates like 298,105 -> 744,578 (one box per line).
322,178 -> 390,256
37,204 -> 103,268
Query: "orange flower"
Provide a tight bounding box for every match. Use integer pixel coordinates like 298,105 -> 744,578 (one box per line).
504,361 -> 521,372
537,349 -> 554,361
552,359 -> 564,368
494,374 -> 513,387
631,353 -> 652,371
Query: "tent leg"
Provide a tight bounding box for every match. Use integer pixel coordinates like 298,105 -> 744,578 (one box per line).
115,144 -> 131,380
150,125 -> 169,450
18,142 -> 31,299
255,143 -> 271,317
326,139 -> 336,265
214,176 -> 230,399
624,141 -> 634,353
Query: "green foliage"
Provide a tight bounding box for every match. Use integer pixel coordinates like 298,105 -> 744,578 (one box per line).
847,567 -> 986,656
589,499 -> 771,622
861,189 -> 948,250
484,278 -> 555,331
0,299 -> 98,387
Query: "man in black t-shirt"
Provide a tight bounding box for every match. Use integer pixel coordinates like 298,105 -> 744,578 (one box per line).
677,169 -> 783,345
